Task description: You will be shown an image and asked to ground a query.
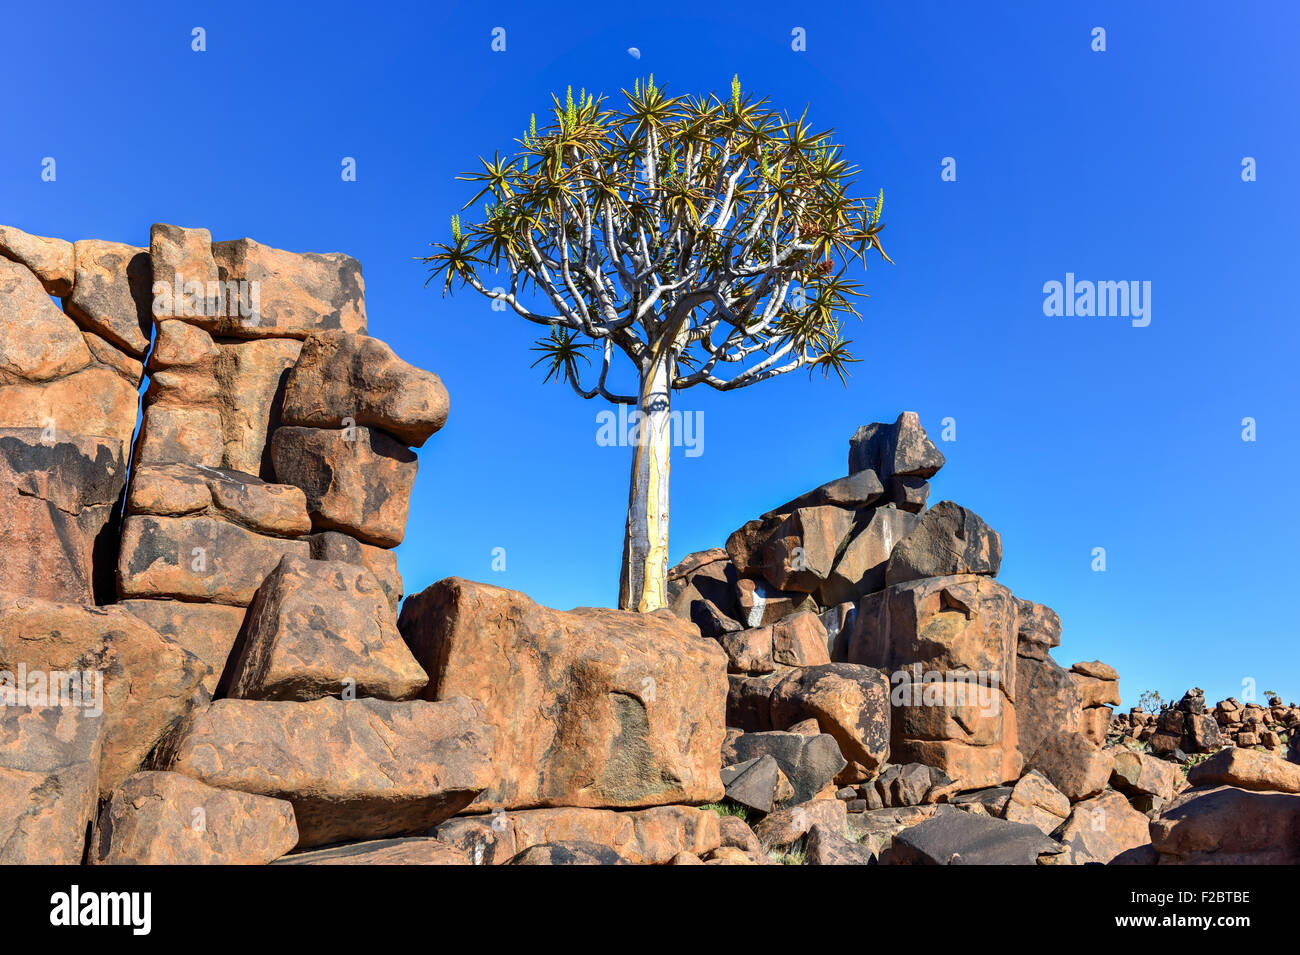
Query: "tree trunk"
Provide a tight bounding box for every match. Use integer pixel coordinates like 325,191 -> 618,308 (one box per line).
618,353 -> 672,612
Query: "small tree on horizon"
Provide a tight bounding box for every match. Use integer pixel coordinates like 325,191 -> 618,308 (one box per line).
424,76 -> 891,612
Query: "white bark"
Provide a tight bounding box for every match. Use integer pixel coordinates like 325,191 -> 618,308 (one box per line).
619,354 -> 673,612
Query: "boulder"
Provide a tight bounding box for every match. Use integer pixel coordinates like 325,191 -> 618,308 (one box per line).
281,331 -> 450,447
64,240 -> 153,357
89,771 -> 298,865
1071,671 -> 1121,708
226,555 -> 426,701
274,838 -> 469,865
803,821 -> 876,865
725,514 -> 787,577
118,599 -> 247,696
721,755 -> 794,814
1015,655 -> 1084,761
1186,747 -> 1300,794
164,696 -> 494,848
729,731 -> 847,805
307,531 -> 403,615
726,674 -> 775,731
0,595 -> 206,794
761,506 -> 855,593
0,429 -> 129,604
1014,598 -> 1062,660
0,224 -> 75,296
1,257 -> 90,381
399,577 -> 726,810
0,704 -> 104,864
1003,770 -> 1070,835
1081,705 -> 1113,746
818,508 -> 919,607
509,842 -> 629,865
0,366 -> 139,453
769,663 -> 891,775
884,501 -> 1002,585
753,798 -> 847,850
117,514 -> 311,605
762,469 -> 885,517
1027,732 -> 1111,802
734,578 -> 815,628
885,805 -> 1069,865
848,412 -> 945,481
1053,790 -> 1152,864
271,425 -> 417,547
207,237 -> 367,339
213,337 -> 303,477
127,463 -> 311,538
1110,748 -> 1179,804
1150,785 -> 1300,865
433,805 -> 720,865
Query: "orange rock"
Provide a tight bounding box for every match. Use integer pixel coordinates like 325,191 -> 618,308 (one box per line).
165,696 -> 494,848
0,365 -> 140,453
65,239 -> 153,357
400,577 -> 727,810
0,595 -> 207,794
308,531 -> 403,614
274,837 -> 469,865
90,771 -> 298,865
214,337 -> 302,476
0,224 -> 75,296
118,599 -> 248,695
128,463 -> 311,537
0,258 -> 91,381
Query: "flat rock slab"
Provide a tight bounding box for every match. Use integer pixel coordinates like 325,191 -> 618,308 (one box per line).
164,696 -> 494,848
117,514 -> 311,606
1150,785 -> 1300,864
1186,747 -> 1300,794
227,554 -> 427,701
274,837 -> 468,865
433,805 -> 720,865
886,805 -> 1070,865
128,463 -> 311,538
400,577 -> 726,810
0,705 -> 104,864
509,841 -> 629,865
90,771 -> 298,865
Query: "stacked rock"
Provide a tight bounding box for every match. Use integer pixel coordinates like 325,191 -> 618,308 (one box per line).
1070,661 -> 1121,745
1148,688 -> 1223,758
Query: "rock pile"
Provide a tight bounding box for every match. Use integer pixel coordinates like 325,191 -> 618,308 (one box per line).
3,221 -> 1298,865
1113,690 -> 1296,756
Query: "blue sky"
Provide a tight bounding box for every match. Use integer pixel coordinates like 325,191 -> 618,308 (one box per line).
4,1 -> 1297,707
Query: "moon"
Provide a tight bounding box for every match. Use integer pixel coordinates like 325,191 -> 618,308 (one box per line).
627,47 -> 641,59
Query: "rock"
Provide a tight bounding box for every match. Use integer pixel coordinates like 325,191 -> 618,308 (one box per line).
117,514 -> 311,606
1003,770 -> 1070,835
729,731 -> 847,805
227,555 -> 427,701
1110,748 -> 1178,803
771,611 -> 831,667
64,240 -> 153,357
148,224 -> 218,314
206,237 -> 366,339
849,575 -> 1019,702
164,696 -> 494,848
762,470 -> 885,517
753,798 -> 847,850
0,429 -> 129,604
803,821 -> 875,864
274,837 -> 469,865
761,505 -> 855,593
818,508 -> 919,607
1014,598 -> 1062,660
725,514 -> 786,577
769,663 -> 891,775
1,258 -> 91,381
0,595 -> 206,794
281,331 -> 450,447
1027,732 -> 1111,802
509,842 -> 629,865
1053,790 -> 1152,864
727,674 -> 775,731
434,805 -> 720,865
1150,785 -> 1300,864
399,577 -> 726,810
271,425 -> 417,547
214,337 -> 303,477
89,771 -> 298,865
0,224 -> 75,296
128,463 -> 311,537
885,805 -> 1069,865
721,756 -> 793,814
1186,747 -> 1300,794
1071,660 -> 1118,681
1015,655 -> 1084,762
1071,671 -> 1121,708
1081,705 -> 1113,746
887,476 -> 931,512
718,814 -> 766,860
0,365 -> 139,453
671,849 -> 705,864
307,531 -> 403,615
949,786 -> 1014,816
667,549 -> 742,628
0,704 -> 104,864
734,578 -> 814,628
718,626 -> 777,674
118,599 -> 247,696
848,412 -> 945,481
884,501 -> 1002,585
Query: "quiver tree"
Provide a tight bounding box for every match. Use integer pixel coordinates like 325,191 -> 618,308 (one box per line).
424,76 -> 891,612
